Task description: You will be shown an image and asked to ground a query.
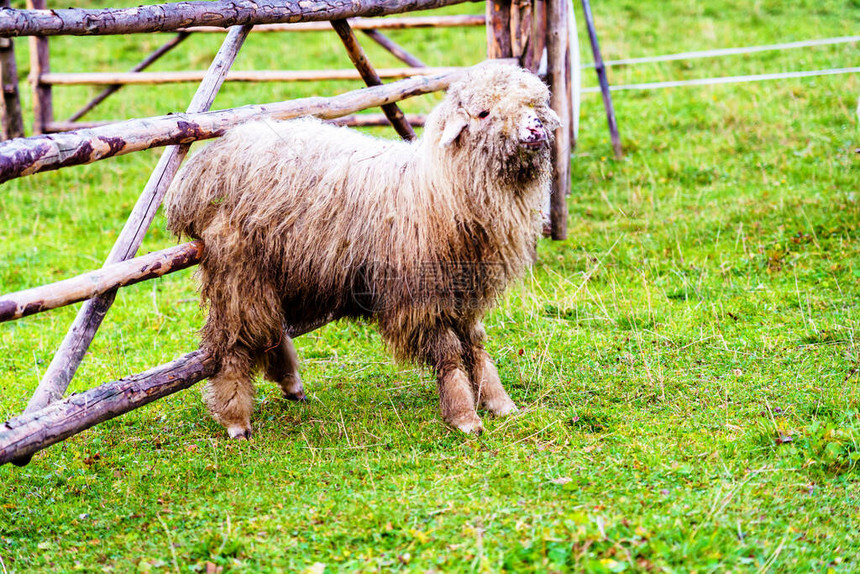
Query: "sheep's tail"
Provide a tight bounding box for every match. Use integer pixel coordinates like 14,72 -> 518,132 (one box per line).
164,141 -> 229,240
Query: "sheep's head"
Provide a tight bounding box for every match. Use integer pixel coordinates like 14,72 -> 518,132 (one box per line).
427,61 -> 560,184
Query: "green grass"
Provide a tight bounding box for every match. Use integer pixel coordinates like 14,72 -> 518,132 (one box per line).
1,0 -> 860,571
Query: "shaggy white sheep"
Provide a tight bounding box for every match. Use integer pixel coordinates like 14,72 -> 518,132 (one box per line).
166,61 -> 560,438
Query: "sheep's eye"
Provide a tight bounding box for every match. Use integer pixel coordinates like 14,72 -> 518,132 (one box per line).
477,110 -> 490,119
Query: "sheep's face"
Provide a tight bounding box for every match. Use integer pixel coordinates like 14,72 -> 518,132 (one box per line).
431,62 -> 560,183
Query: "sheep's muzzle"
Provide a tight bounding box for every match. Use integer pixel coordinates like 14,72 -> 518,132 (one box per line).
519,114 -> 549,149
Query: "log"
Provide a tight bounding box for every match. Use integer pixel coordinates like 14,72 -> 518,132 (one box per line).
47,113 -> 428,132
1,350 -> 217,466
361,29 -> 426,68
26,0 -> 52,135
546,0 -> 570,239
580,0 -> 621,159
180,14 -> 486,32
67,32 -> 191,123
524,0 -> 546,73
0,69 -> 464,184
486,0 -> 512,58
331,19 -> 415,140
0,0 -> 473,37
330,112 -> 425,126
40,66 -> 459,85
2,309 -> 325,466
0,241 -> 202,323
18,26 -> 252,456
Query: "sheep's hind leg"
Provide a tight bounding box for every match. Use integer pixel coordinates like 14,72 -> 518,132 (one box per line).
204,346 -> 255,439
263,331 -> 306,401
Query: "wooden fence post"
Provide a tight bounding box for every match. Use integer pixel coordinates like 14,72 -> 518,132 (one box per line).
26,0 -> 52,135
546,0 -> 570,239
0,0 -> 24,140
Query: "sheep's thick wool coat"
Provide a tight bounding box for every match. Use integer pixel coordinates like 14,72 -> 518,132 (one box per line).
166,61 -> 559,435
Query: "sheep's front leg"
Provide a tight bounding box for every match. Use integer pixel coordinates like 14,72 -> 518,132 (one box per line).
471,348 -> 518,417
466,324 -> 518,417
427,329 -> 483,435
204,347 -> 255,439
263,332 -> 306,401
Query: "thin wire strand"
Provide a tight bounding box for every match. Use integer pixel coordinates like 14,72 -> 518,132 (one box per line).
582,35 -> 860,68
580,66 -> 860,93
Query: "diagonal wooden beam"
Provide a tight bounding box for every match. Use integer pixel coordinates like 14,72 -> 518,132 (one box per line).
330,19 -> 416,141
66,32 -> 190,124
360,29 -> 426,68
13,26 -> 253,468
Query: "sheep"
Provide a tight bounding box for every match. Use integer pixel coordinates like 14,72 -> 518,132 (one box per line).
165,61 -> 560,438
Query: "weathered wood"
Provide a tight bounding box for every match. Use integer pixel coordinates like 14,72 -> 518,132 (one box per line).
0,68 -> 465,184
67,32 -> 191,123
181,14 -> 486,32
41,66 -> 458,85
0,241 -> 202,323
2,350 -> 217,466
486,0 -> 512,58
361,29 -> 425,67
567,0 -> 580,148
580,0 -> 621,159
331,19 -> 415,140
547,0 -> 570,239
523,0 -> 545,72
0,8 -> 22,139
330,112 -> 425,126
0,0 -> 473,37
26,0 -> 52,135
49,113 -> 428,132
18,26 -> 252,452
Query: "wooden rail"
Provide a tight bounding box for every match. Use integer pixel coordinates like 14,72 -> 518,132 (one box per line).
0,70 -> 461,183
40,67 -> 460,85
0,242 -> 202,323
0,0 -> 474,37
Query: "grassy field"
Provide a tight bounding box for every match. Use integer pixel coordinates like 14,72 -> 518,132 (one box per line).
1,0 -> 859,571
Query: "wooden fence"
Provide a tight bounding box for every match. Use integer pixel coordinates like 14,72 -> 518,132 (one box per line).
0,0 -> 572,465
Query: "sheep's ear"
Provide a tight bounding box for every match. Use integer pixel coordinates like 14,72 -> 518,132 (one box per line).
543,108 -> 562,131
439,111 -> 469,147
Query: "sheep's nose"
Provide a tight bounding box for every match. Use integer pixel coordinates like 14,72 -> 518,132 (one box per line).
519,115 -> 548,148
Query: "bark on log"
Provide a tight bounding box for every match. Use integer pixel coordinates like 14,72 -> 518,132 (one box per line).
18,26 -> 252,451
524,0 -> 545,73
0,69 -> 463,183
330,112 -> 425,126
486,0 -> 512,58
0,241 -> 202,323
361,29 -> 426,68
0,35 -> 22,139
547,0 -> 570,239
331,19 -> 415,140
26,0 -> 52,135
181,14 -> 485,32
67,32 -> 190,123
41,66 -> 458,85
0,0 -> 473,37
2,308 -> 324,466
1,350 -> 218,466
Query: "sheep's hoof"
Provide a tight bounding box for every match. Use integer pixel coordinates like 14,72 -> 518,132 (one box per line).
282,389 -> 307,402
448,413 -> 484,435
227,426 -> 253,440
486,398 -> 519,417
